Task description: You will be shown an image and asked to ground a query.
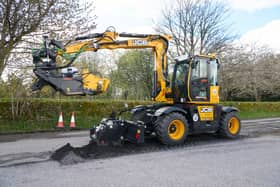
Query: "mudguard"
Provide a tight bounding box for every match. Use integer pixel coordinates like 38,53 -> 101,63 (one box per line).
130,105 -> 147,114
154,106 -> 188,117
222,106 -> 239,113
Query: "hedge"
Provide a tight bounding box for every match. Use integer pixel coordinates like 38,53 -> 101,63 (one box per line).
0,99 -> 280,133
0,99 -> 154,120
222,102 -> 280,112
0,99 -> 280,121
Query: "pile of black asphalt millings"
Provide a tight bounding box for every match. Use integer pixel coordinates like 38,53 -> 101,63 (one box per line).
51,143 -> 85,165
50,139 -> 161,165
50,134 -> 231,165
50,142 -> 139,165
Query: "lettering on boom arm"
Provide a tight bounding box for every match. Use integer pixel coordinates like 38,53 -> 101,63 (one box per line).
132,40 -> 148,46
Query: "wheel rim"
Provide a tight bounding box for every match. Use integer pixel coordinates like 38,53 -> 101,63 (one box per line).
227,117 -> 240,134
168,120 -> 185,140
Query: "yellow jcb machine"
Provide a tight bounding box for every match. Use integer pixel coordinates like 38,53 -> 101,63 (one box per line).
32,27 -> 241,145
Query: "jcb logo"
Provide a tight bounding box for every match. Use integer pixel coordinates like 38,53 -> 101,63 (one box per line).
132,40 -> 148,46
200,107 -> 213,113
197,106 -> 214,121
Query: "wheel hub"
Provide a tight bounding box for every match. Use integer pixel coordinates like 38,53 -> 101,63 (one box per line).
169,124 -> 177,133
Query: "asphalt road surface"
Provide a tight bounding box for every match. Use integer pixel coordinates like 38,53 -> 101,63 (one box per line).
1,118 -> 280,187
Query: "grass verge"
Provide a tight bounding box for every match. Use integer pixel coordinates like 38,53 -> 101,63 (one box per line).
0,116 -> 102,134
239,111 -> 280,120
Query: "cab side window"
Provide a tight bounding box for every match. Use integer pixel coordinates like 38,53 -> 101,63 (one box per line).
209,60 -> 218,86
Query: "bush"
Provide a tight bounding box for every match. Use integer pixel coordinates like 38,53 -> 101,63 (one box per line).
223,102 -> 280,112
1,99 -> 280,121
0,99 -> 152,120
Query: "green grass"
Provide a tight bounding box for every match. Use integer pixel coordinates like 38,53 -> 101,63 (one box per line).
0,116 -> 101,134
0,120 -> 57,133
239,111 -> 280,120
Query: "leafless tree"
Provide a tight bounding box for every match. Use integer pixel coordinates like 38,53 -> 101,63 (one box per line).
155,0 -> 234,57
219,44 -> 280,101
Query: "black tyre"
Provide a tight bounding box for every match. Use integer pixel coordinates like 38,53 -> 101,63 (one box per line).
218,112 -> 241,138
155,112 -> 188,145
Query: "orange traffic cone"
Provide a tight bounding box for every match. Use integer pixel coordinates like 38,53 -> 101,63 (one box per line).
57,112 -> 64,128
69,112 -> 76,129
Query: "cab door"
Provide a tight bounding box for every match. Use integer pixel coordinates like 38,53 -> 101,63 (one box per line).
189,57 -> 219,103
172,61 -> 189,103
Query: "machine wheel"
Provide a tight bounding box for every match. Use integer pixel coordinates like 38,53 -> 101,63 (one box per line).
155,112 -> 188,145
218,112 -> 241,138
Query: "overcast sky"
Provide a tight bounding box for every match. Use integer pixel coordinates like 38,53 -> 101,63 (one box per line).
93,0 -> 280,52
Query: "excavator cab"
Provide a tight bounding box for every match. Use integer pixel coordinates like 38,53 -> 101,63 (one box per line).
172,55 -> 219,104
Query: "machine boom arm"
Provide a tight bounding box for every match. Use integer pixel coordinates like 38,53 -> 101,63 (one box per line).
32,28 -> 171,101
62,30 -> 171,101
